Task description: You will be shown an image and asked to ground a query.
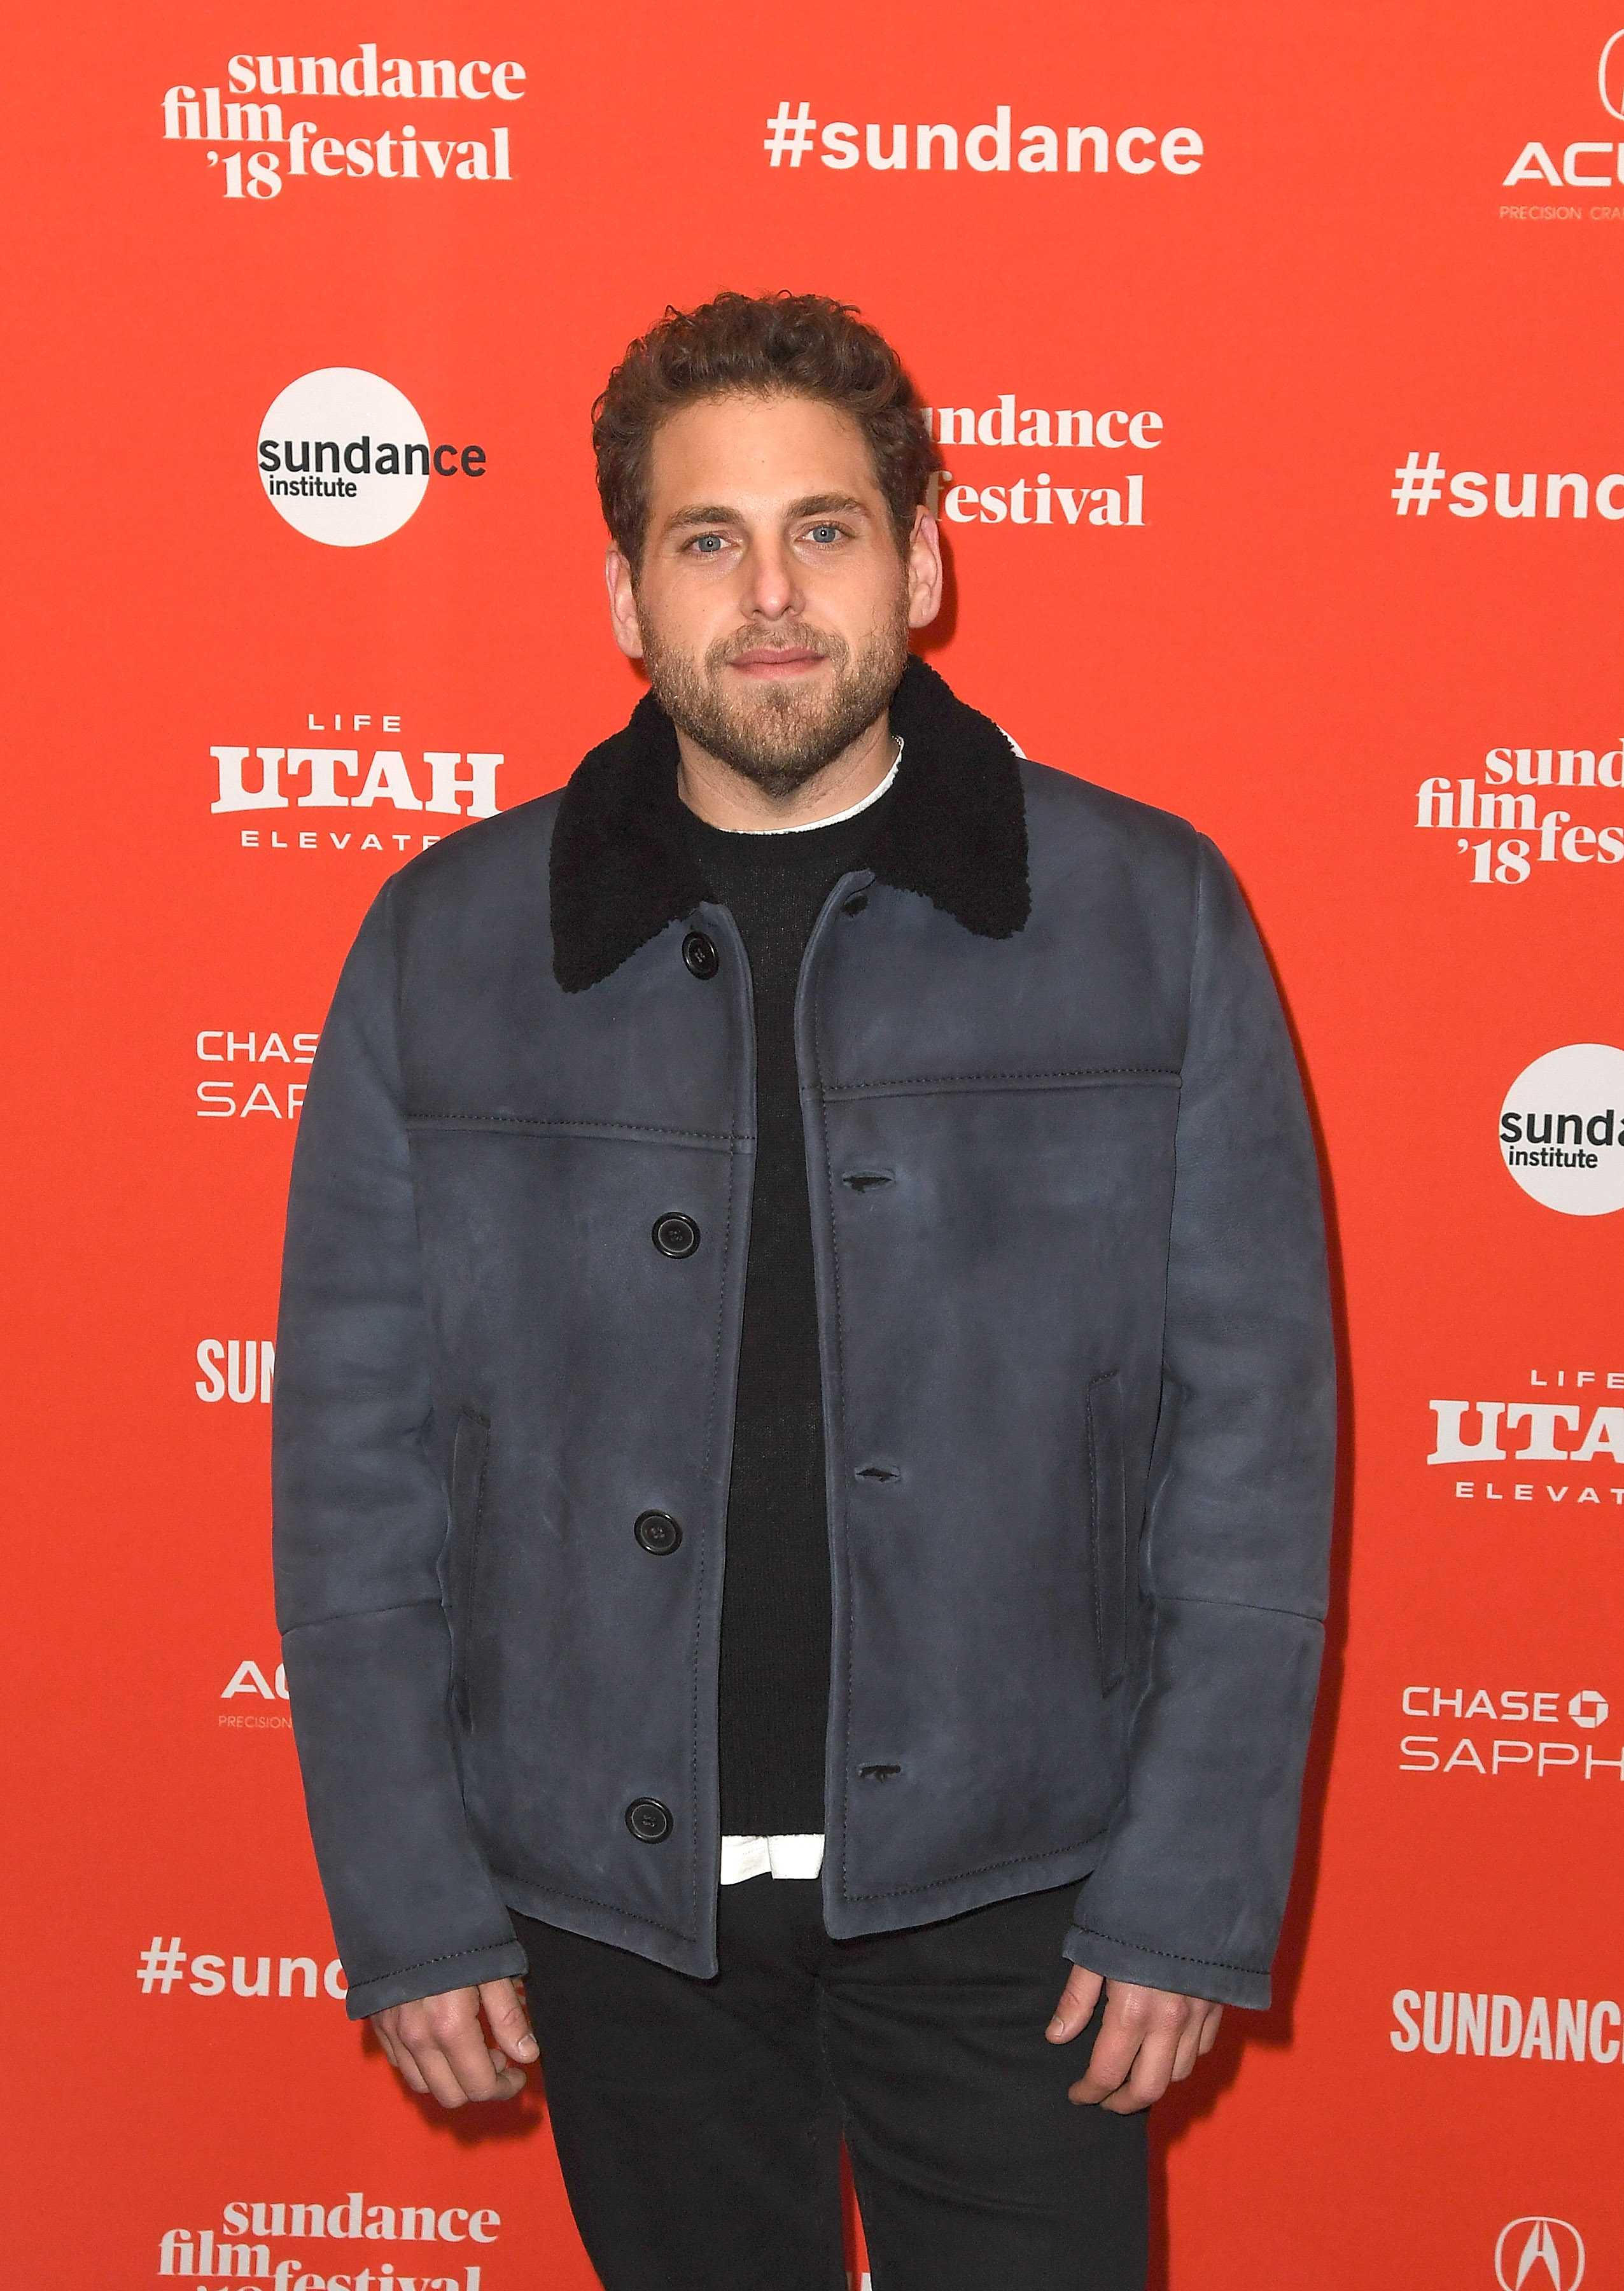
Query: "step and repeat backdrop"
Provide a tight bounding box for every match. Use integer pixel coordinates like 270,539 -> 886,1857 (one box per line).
6,3 -> 1621,2286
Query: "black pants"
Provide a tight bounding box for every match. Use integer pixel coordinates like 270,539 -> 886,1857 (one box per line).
515,1880 -> 1147,2291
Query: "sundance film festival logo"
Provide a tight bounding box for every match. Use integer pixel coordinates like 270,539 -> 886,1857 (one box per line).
918,396 -> 1161,531
157,2192 -> 500,2290
1415,742 -> 1624,886
259,370 -> 486,546
762,101 -> 1202,179
162,45 -> 522,200
1499,26 -> 1624,216
1500,1044 -> 1624,1215
1496,2218 -> 1586,2291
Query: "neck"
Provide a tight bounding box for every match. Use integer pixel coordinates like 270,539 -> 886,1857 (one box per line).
675,710 -> 895,832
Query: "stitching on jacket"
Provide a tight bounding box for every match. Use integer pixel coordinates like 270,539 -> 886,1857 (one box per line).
823,1066 -> 1180,1094
1072,1924 -> 1265,1979
817,1040 -> 857,1902
687,1134 -> 738,1938
1086,1379 -> 1103,1674
796,886 -> 861,1902
281,1596 -> 445,1634
450,1413 -> 491,1728
489,1869 -> 697,1944
844,1835 -> 1104,1902
1155,1589 -> 1327,1625
1181,841 -> 1205,1076
351,1938 -> 524,1990
404,1113 -> 745,1146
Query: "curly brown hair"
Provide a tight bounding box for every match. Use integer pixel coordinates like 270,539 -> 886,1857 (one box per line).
592,291 -> 937,570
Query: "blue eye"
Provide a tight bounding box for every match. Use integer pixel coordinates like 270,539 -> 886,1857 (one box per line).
809,523 -> 841,544
691,533 -> 725,554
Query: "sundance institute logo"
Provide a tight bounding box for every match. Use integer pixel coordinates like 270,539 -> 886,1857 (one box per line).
257,367 -> 486,545
1500,1044 -> 1624,1216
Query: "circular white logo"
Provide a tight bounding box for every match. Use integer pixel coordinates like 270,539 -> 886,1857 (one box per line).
1500,1044 -> 1624,1217
1496,2217 -> 1584,2291
1568,1690 -> 1608,1729
1601,30 -> 1624,123
258,368 -> 430,546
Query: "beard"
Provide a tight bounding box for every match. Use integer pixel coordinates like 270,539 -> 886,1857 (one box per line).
640,598 -> 910,800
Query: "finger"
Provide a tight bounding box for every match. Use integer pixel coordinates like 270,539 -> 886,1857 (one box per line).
407,2038 -> 480,2110
433,2011 -> 514,2102
1198,2004 -> 1223,2056
1046,1965 -> 1102,2043
1101,2020 -> 1182,2113
480,1976 -> 540,2064
1067,1996 -> 1143,2104
1170,2011 -> 1207,2083
376,2024 -> 433,2097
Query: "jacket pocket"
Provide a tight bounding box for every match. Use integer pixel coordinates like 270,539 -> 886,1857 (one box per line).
447,1410 -> 491,1728
1086,1374 -> 1128,1693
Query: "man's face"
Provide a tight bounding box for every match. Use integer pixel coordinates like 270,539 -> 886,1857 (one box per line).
605,392 -> 941,797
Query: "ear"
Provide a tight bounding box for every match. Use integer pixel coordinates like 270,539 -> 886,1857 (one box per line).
605,545 -> 645,660
904,505 -> 944,632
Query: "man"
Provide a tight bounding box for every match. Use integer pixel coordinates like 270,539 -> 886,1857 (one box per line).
274,291 -> 1334,2290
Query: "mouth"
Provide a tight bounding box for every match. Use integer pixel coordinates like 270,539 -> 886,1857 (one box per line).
726,647 -> 829,680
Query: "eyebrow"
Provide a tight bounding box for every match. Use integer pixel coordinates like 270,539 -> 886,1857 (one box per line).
664,492 -> 871,532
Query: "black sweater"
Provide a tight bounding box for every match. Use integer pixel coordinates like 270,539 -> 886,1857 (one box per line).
683,780 -> 896,1833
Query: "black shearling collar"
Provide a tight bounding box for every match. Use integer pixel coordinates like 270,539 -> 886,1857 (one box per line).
550,655 -> 1030,993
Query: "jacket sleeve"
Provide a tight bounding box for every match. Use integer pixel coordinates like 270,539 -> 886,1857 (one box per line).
1065,835 -> 1336,2010
272,882 -> 526,2020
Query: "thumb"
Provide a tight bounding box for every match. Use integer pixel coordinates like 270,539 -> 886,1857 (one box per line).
480,1977 -> 538,2063
1047,1964 -> 1103,2043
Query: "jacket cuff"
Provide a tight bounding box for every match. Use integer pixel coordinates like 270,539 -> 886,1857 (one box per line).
342,1938 -> 529,2022
1063,1921 -> 1271,2011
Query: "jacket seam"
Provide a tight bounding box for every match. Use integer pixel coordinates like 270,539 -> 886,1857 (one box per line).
404,1113 -> 746,1145
490,1870 -> 697,1944
281,1595 -> 444,1635
1071,1923 -> 1266,1979
449,1413 -> 491,1727
349,1938 -> 522,1991
1181,837 -> 1206,1075
1155,1589 -> 1326,1624
824,1066 -> 1179,1093
844,1835 -> 1103,1902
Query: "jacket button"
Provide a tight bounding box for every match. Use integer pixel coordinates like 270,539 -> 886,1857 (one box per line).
625,1797 -> 672,1843
634,1510 -> 683,1555
652,1211 -> 701,1258
682,931 -> 720,979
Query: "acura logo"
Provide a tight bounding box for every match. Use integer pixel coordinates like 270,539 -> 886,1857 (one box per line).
1602,29 -> 1624,122
1496,2218 -> 1585,2291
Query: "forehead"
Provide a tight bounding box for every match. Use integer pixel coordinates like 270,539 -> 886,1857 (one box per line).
646,393 -> 879,514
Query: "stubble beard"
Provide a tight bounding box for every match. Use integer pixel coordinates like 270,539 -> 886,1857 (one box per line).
640,596 -> 911,801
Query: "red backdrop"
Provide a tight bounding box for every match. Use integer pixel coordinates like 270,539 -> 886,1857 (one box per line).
6,4 -> 1622,2285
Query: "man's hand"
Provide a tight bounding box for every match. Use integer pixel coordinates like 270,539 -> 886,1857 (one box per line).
1046,1967 -> 1222,2112
372,1977 -> 537,2108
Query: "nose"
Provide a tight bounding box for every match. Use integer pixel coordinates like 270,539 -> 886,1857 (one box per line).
739,531 -> 803,621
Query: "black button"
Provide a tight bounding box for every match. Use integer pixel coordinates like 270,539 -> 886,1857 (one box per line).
842,893 -> 869,916
682,931 -> 720,979
652,1212 -> 701,1258
634,1510 -> 683,1555
626,1797 -> 672,1842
